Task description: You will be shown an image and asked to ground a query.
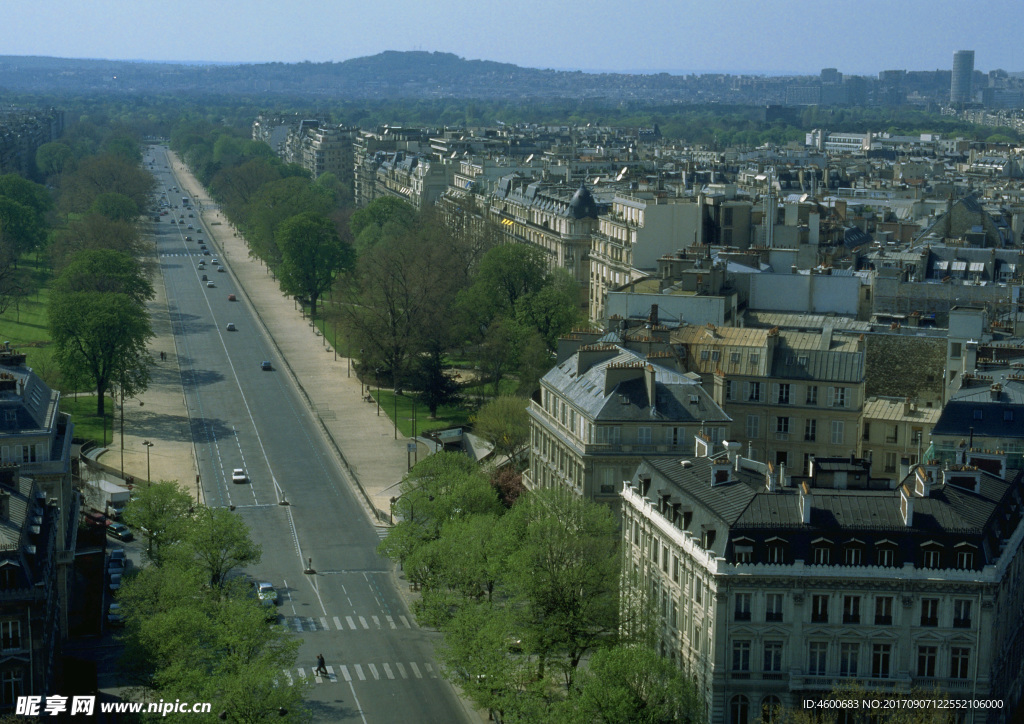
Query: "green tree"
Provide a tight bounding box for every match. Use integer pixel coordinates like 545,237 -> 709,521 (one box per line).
48,290 -> 152,415
569,645 -> 705,724
516,268 -> 582,351
244,176 -> 335,266
59,153 -> 155,215
171,507 -> 262,588
49,214 -> 145,271
415,353 -> 461,418
0,197 -> 45,259
89,191 -> 140,222
122,481 -> 195,565
276,212 -> 352,318
350,196 -> 416,242
52,249 -> 153,305
36,141 -> 74,179
459,244 -> 549,331
473,396 -> 530,465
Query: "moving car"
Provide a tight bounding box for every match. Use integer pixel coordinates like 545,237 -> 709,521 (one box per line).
226,322 -> 236,331
201,274 -> 208,281
254,582 -> 279,606
206,281 -> 214,288
185,236 -> 192,241
227,294 -> 236,301
202,250 -> 210,255
231,468 -> 247,484
218,266 -> 226,272
260,361 -> 273,371
212,258 -> 219,265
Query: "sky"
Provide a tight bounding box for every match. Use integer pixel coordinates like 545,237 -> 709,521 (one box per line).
7,0 -> 1023,76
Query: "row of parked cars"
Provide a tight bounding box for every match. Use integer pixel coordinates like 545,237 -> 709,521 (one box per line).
84,510 -> 134,541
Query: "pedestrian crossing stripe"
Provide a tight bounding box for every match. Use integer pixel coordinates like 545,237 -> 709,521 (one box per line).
283,663 -> 438,685
282,614 -> 413,632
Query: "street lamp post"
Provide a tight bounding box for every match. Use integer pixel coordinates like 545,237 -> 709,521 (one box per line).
142,440 -> 154,482
393,390 -> 398,440
375,368 -> 380,416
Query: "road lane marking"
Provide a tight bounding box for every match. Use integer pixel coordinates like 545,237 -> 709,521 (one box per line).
368,664 -> 379,680
386,615 -> 396,629
325,665 -> 337,683
293,618 -> 303,632
399,615 -> 411,628
346,616 -> 356,629
410,663 -> 422,679
283,670 -> 292,686
383,663 -> 394,680
425,664 -> 437,678
396,663 -> 407,679
358,616 -> 368,629
297,668 -> 307,683
340,665 -> 351,682
320,616 -> 329,630
354,664 -> 365,681
371,615 -> 380,629
333,616 -> 343,630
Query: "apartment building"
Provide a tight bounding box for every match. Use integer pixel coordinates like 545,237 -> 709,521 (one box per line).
490,175 -> 604,294
621,443 -> 1024,723
859,396 -> 940,482
673,325 -> 866,470
525,338 -> 729,513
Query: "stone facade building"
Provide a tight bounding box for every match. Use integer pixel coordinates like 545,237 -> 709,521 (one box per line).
621,442 -> 1024,723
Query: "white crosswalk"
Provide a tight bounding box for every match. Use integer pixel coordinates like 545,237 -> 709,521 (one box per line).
283,662 -> 437,685
281,613 -> 413,632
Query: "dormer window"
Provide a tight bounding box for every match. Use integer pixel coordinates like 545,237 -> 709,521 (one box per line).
955,544 -> 976,570
921,543 -> 943,569
701,529 -> 716,550
844,541 -> 864,566
733,538 -> 754,564
811,538 -> 833,565
875,540 -> 897,567
766,537 -> 787,564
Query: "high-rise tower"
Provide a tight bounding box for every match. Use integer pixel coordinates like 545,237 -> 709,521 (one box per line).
951,50 -> 975,104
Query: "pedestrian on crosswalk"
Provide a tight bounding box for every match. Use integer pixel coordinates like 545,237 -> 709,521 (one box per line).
315,654 -> 327,676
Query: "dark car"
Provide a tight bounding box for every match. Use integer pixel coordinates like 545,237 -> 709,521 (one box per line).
202,250 -> 211,255
261,361 -> 273,371
106,522 -> 133,542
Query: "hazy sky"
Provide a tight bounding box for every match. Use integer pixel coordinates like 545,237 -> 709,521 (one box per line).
8,0 -> 1022,75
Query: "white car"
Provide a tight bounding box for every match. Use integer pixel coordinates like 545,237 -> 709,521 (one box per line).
231,468 -> 247,484
254,582 -> 279,606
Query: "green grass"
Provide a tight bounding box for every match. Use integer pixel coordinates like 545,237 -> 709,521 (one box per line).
369,388 -> 472,438
62,395 -> 114,446
0,257 -> 57,378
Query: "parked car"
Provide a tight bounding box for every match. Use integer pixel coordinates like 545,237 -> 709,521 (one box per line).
106,522 -> 133,542
83,510 -> 108,528
108,557 -> 125,574
106,602 -> 124,627
108,573 -> 122,592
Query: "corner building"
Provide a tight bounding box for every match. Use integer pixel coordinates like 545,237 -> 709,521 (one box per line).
621,443 -> 1024,723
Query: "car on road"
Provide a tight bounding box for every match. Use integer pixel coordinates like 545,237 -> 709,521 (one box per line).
201,274 -> 208,281
206,281 -> 214,288
254,582 -> 279,606
232,468 -> 247,484
260,361 -> 273,371
106,522 -> 133,542
226,322 -> 236,331
228,294 -> 236,301
212,258 -> 219,265
188,213 -> 193,217
110,549 -> 126,564
108,573 -> 122,592
106,602 -> 124,627
187,225 -> 193,229
218,266 -> 226,272
202,250 -> 210,255
185,236 -> 192,241
108,557 -> 125,574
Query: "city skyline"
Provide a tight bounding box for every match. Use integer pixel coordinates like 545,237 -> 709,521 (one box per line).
4,0 -> 1022,76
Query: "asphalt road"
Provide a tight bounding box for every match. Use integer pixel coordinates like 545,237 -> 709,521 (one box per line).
146,148 -> 471,724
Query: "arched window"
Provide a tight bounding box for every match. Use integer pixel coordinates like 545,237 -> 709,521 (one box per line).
761,695 -> 782,724
730,695 -> 750,724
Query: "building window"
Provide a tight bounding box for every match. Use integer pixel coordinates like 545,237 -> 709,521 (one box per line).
922,549 -> 941,569
0,670 -> 22,707
702,529 -> 716,550
776,417 -> 790,435
950,342 -> 962,359
763,641 -> 783,673
700,350 -> 710,361
871,644 -> 892,678
734,542 -> 753,564
956,550 -> 974,569
711,351 -> 720,362
0,622 -> 20,651
839,643 -> 859,677
765,593 -> 783,622
804,419 -> 817,442
637,427 -> 651,445
917,645 -> 937,677
877,547 -> 895,567
669,600 -> 677,629
920,599 -> 939,627
830,420 -> 845,445
672,555 -> 680,583
730,352 -> 740,364
811,595 -> 829,623
633,520 -> 640,545
730,696 -> 750,724
884,451 -> 897,473
726,381 -> 737,400
777,384 -> 790,404
694,579 -> 702,605
735,593 -> 752,622
746,415 -> 760,439
661,545 -> 669,572
812,545 -> 830,565
885,425 -> 898,444
732,641 -> 751,672
950,648 -> 970,679
749,354 -> 760,366
862,422 -> 871,441
747,382 -> 762,402
829,386 -> 848,408
808,642 -> 828,675
953,599 -> 972,628
807,386 -> 818,405
842,595 -> 861,624
874,596 -> 893,626
767,542 -> 785,564
844,546 -> 862,566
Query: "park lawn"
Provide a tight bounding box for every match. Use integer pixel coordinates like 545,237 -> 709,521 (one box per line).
62,395 -> 114,446
369,388 -> 472,438
0,257 -> 57,377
